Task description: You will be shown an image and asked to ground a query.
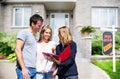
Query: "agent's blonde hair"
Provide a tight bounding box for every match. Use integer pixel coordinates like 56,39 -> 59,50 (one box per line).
58,26 -> 72,45
38,25 -> 52,42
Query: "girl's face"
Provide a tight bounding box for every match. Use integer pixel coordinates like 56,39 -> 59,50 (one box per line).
43,29 -> 51,41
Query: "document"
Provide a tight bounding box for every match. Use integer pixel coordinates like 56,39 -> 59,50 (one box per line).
42,45 -> 71,62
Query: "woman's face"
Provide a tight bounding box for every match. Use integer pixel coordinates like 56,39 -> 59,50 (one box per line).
43,29 -> 51,41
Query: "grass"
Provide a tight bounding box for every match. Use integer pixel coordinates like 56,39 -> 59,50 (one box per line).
92,59 -> 120,79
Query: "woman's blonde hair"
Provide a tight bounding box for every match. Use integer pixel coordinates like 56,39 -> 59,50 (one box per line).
58,26 -> 72,45
38,25 -> 52,42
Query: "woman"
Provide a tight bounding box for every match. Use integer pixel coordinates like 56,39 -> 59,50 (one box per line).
36,25 -> 57,79
52,26 -> 78,79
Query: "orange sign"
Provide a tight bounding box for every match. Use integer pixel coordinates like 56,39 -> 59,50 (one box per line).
103,43 -> 112,52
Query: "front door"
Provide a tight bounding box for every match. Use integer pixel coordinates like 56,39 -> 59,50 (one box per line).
50,13 -> 69,43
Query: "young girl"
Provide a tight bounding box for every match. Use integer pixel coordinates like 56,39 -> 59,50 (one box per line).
36,25 -> 57,79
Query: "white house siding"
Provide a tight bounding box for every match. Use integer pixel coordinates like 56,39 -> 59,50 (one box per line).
3,4 -> 13,32
0,4 -> 3,32
0,4 -> 1,30
2,3 -> 46,32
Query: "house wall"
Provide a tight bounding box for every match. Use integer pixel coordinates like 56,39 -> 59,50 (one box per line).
0,4 -> 4,32
2,3 -> 46,33
75,0 -> 120,27
0,4 -> 2,31
73,0 -> 120,58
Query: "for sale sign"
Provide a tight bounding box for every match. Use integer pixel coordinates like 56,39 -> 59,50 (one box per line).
103,32 -> 113,55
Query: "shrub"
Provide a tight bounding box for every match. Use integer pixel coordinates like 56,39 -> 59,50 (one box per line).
80,25 -> 96,34
115,32 -> 120,51
7,53 -> 16,62
92,32 -> 102,55
92,42 -> 102,55
0,42 -> 13,56
0,32 -> 16,62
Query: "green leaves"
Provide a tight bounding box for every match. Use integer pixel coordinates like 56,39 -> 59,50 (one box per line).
0,32 -> 16,62
7,53 -> 16,62
80,25 -> 96,34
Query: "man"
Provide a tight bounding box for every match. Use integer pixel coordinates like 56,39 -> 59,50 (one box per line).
15,14 -> 43,79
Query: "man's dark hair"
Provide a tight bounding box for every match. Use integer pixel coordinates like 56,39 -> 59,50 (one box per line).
29,14 -> 43,26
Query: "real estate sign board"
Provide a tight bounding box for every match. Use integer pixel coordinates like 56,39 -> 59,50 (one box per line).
103,31 -> 113,55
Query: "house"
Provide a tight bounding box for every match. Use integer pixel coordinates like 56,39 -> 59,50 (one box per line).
0,0 -> 119,59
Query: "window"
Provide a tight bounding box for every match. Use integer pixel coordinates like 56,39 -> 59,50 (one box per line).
65,14 -> 69,26
13,7 -> 31,27
92,8 -> 118,27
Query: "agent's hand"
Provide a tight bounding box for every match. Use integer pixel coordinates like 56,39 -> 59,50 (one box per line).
51,56 -> 61,65
22,68 -> 30,79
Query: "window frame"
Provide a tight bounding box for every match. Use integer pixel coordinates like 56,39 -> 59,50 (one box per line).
91,7 -> 118,27
13,7 -> 32,27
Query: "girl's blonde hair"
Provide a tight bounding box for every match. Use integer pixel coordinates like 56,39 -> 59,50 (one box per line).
58,26 -> 73,45
38,25 -> 52,42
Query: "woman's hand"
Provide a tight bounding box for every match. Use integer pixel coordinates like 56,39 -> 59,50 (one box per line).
50,56 -> 61,65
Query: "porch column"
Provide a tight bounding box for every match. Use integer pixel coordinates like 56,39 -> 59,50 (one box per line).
81,36 -> 92,61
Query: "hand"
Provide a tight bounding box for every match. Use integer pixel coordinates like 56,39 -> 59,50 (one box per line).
22,68 -> 30,79
50,73 -> 56,78
51,56 -> 61,65
50,68 -> 58,78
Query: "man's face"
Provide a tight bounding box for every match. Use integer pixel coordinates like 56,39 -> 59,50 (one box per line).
32,20 -> 43,33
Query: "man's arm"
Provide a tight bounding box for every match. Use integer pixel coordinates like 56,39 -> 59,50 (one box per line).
15,39 -> 30,79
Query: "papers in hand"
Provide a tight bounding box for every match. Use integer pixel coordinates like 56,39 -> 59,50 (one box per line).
42,45 -> 71,62
42,52 -> 59,60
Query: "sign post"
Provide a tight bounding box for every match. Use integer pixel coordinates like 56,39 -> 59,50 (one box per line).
101,27 -> 116,72
112,27 -> 116,72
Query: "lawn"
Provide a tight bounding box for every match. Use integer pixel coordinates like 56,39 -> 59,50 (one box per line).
92,59 -> 120,79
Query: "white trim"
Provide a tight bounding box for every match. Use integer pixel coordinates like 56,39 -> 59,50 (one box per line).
6,0 -> 76,3
13,7 -> 31,27
92,7 -> 118,27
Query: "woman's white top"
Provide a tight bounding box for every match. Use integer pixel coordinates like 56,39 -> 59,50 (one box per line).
36,41 -> 56,73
